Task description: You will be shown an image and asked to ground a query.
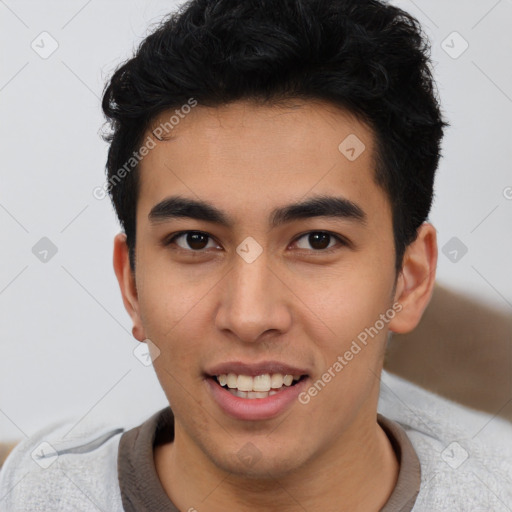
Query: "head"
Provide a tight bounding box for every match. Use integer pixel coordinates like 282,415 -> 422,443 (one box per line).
105,0 -> 444,479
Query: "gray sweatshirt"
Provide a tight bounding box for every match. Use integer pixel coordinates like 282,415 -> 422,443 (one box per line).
1,370 -> 511,511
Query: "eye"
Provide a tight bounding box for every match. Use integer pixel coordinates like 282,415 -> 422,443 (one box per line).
292,231 -> 346,252
164,230 -> 348,254
165,231 -> 220,251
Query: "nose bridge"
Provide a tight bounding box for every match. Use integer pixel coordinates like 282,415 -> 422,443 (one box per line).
215,247 -> 291,342
232,251 -> 271,305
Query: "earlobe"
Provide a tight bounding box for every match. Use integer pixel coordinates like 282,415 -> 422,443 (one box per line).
113,232 -> 147,342
388,223 -> 438,334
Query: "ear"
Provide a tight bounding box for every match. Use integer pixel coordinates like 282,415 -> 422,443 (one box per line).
113,232 -> 146,342
388,222 -> 437,334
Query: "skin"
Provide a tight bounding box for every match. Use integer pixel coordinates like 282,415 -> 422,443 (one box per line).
113,99 -> 437,511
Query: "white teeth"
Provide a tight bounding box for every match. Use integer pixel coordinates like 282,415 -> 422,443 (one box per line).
227,373 -> 238,388
216,373 -> 302,394
283,375 -> 293,386
237,375 -> 253,392
271,374 -> 284,388
248,391 -> 268,399
253,374 -> 271,392
226,388 -> 292,399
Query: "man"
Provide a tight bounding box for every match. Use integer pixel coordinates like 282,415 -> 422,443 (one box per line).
1,0 -> 511,510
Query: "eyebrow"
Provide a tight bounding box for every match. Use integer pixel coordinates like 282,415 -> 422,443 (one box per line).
148,195 -> 367,228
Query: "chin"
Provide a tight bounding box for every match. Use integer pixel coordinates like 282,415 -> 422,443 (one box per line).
208,443 -> 309,480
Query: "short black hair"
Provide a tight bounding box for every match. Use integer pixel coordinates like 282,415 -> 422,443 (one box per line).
102,0 -> 447,273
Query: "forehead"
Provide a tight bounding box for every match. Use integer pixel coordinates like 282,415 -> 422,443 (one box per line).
136,99 -> 391,229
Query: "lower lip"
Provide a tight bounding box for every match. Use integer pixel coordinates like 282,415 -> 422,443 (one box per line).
206,377 -> 309,421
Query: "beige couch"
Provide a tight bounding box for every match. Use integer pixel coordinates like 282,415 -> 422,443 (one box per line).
0,444 -> 16,470
385,283 -> 512,423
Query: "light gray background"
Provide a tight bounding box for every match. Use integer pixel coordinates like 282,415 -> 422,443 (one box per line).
1,0 -> 511,442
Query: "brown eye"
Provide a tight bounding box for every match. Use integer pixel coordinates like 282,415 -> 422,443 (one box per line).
294,232 -> 345,251
168,231 -> 218,251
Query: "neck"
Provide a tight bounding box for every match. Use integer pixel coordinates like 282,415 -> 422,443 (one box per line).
155,406 -> 399,511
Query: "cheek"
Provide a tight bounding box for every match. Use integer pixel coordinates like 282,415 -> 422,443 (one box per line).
291,260 -> 393,340
136,254 -> 211,334
135,272 -> 207,376
297,271 -> 392,421
138,278 -> 210,411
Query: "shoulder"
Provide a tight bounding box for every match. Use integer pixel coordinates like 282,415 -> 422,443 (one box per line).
0,416 -> 126,512
379,370 -> 512,511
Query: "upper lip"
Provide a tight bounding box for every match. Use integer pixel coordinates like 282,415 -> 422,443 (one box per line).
205,361 -> 310,377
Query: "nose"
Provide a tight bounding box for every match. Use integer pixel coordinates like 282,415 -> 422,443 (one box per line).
214,249 -> 293,344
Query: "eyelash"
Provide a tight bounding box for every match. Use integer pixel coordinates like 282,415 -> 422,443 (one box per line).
163,230 -> 348,255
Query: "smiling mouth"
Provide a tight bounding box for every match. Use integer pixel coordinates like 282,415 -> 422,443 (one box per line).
211,373 -> 307,399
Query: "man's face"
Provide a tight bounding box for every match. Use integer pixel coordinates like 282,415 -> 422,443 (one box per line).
131,100 -> 399,476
